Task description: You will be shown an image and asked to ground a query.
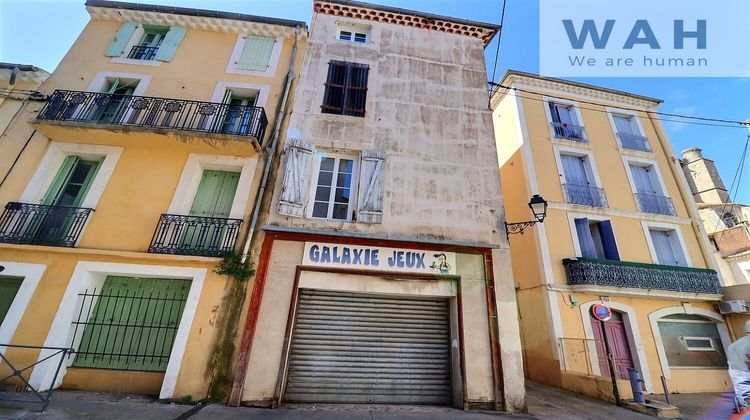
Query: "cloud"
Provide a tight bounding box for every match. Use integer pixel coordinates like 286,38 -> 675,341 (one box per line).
664,105 -> 698,132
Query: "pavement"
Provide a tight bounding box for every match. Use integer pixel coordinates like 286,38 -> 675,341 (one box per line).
0,381 -> 738,419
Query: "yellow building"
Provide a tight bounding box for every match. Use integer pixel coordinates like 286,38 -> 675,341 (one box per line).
0,63 -> 49,137
492,70 -> 731,400
0,0 -> 306,401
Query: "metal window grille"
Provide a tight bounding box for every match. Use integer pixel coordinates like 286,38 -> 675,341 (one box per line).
322,61 -> 369,117
148,214 -> 242,257
69,285 -> 190,372
127,44 -> 159,60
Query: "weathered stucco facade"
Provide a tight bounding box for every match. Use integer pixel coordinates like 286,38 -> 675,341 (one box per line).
232,0 -> 525,412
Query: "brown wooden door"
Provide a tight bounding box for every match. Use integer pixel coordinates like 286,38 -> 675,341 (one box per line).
592,311 -> 635,379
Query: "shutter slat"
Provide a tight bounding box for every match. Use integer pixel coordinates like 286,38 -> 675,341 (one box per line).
285,289 -> 451,405
154,26 -> 187,62
278,139 -> 315,217
106,22 -> 138,57
237,35 -> 275,71
356,151 -> 385,224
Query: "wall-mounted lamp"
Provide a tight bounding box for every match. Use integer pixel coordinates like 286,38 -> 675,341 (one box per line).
505,194 -> 548,239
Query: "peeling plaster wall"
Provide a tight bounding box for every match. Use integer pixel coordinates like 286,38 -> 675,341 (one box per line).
267,13 -> 506,247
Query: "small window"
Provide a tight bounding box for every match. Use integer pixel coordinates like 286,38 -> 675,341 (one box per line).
549,102 -> 584,140
657,314 -> 727,368
322,61 -> 369,118
354,32 -> 368,43
574,218 -> 619,260
339,31 -> 352,41
311,155 -> 357,221
337,25 -> 370,44
128,25 -> 169,60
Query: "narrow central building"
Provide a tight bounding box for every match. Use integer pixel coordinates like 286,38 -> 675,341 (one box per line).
231,0 -> 525,412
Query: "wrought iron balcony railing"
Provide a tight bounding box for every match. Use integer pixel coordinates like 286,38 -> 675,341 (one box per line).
148,214 -> 242,257
551,122 -> 587,142
617,132 -> 652,152
127,44 -> 159,60
634,192 -> 675,216
37,90 -> 268,144
562,183 -> 608,207
563,257 -> 722,294
0,202 -> 93,247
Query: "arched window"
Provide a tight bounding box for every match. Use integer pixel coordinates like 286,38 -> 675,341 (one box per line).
656,314 -> 727,368
723,213 -> 738,228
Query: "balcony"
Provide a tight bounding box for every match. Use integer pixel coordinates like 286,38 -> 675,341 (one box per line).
617,132 -> 652,152
563,258 -> 722,294
148,214 -> 242,257
127,44 -> 159,61
713,222 -> 750,257
551,122 -> 587,143
36,90 -> 268,145
0,202 -> 92,247
562,183 -> 608,207
634,193 -> 675,216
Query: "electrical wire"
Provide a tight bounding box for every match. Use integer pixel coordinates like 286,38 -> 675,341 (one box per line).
712,136 -> 750,239
491,84 -> 750,129
489,0 -> 508,85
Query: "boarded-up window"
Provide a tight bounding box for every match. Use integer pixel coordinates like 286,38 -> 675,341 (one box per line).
322,61 -> 369,117
657,314 -> 727,368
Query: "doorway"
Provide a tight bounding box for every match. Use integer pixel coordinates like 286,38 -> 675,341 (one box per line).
591,311 -> 635,379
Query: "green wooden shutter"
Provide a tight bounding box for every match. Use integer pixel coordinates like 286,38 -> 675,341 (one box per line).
73,276 -> 191,371
105,21 -> 138,57
236,35 -> 276,71
41,156 -> 79,205
0,276 -> 23,326
189,170 -> 240,218
74,158 -> 104,207
154,26 -> 187,62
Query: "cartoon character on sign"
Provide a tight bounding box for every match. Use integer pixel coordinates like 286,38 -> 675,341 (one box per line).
430,253 -> 452,274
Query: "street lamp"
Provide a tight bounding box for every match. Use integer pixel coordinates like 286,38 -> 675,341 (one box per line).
505,194 -> 548,239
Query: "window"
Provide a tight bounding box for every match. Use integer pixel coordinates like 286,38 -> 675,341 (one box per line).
549,102 -> 585,141
560,153 -> 605,207
723,212 -> 739,228
219,89 -> 259,135
105,22 -> 186,62
648,228 -> 687,266
127,25 -> 168,60
657,314 -> 727,368
311,155 -> 357,221
322,61 -> 369,117
613,114 -> 651,152
91,78 -> 139,124
337,24 -> 370,43
629,163 -> 674,215
0,276 -> 24,326
574,218 -> 619,260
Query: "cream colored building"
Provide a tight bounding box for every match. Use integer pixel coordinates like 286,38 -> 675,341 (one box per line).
229,0 -> 525,412
0,63 -> 49,143
0,0 -> 306,401
681,147 -> 750,285
492,70 -> 731,402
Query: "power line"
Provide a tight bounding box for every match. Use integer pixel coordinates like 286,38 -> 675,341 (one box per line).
489,0 -> 508,85
491,84 -> 750,129
712,136 -> 749,238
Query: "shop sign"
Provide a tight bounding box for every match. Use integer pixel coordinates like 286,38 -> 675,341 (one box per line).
303,242 -> 457,275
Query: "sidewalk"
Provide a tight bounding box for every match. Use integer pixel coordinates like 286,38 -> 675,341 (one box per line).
0,382 -> 736,419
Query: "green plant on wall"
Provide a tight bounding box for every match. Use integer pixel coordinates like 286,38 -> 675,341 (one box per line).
215,251 -> 255,282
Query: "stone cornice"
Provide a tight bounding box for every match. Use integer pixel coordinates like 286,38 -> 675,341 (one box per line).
314,0 -> 497,46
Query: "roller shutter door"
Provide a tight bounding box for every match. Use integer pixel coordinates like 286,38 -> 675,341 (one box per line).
284,289 -> 452,404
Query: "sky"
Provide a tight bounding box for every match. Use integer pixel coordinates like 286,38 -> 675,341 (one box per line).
1,0 -> 749,202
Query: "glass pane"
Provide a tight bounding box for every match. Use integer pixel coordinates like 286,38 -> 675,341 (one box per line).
69,163 -> 92,184
339,159 -> 354,174
334,187 -> 350,203
317,171 -> 333,186
320,158 -> 335,171
339,31 -> 352,41
332,204 -> 348,220
58,184 -> 82,206
354,33 -> 367,43
312,202 -> 329,218
337,172 -> 352,188
315,186 -> 331,201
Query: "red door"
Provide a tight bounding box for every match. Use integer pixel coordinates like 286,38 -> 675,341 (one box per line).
592,311 -> 635,379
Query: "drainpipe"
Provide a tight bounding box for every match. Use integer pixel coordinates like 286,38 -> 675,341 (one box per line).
240,25 -> 300,263
646,111 -> 724,282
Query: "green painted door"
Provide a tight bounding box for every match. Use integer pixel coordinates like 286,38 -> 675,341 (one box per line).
0,276 -> 24,326
92,79 -> 135,123
73,276 -> 192,371
32,156 -> 101,244
179,170 -> 239,252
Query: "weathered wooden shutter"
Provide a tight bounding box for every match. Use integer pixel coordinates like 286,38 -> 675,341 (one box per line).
344,63 -> 369,117
105,21 -> 138,57
321,61 -> 348,114
278,139 -> 315,217
237,35 -> 276,71
154,26 -> 187,62
356,150 -> 385,224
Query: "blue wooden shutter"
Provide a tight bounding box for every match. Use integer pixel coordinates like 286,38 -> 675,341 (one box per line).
649,229 -> 685,266
561,155 -> 589,185
575,218 -> 597,258
154,26 -> 187,62
237,35 -> 276,71
599,220 -> 620,261
106,22 -> 138,57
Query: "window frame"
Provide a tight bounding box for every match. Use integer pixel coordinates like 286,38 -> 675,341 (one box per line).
321,60 -> 370,118
567,213 -> 619,260
110,24 -> 164,67
622,156 -> 671,205
605,106 -> 651,153
553,145 -> 605,206
542,96 -> 586,142
682,336 -> 717,352
336,23 -> 371,44
641,221 -> 692,267
307,152 -> 359,222
225,33 -> 284,77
